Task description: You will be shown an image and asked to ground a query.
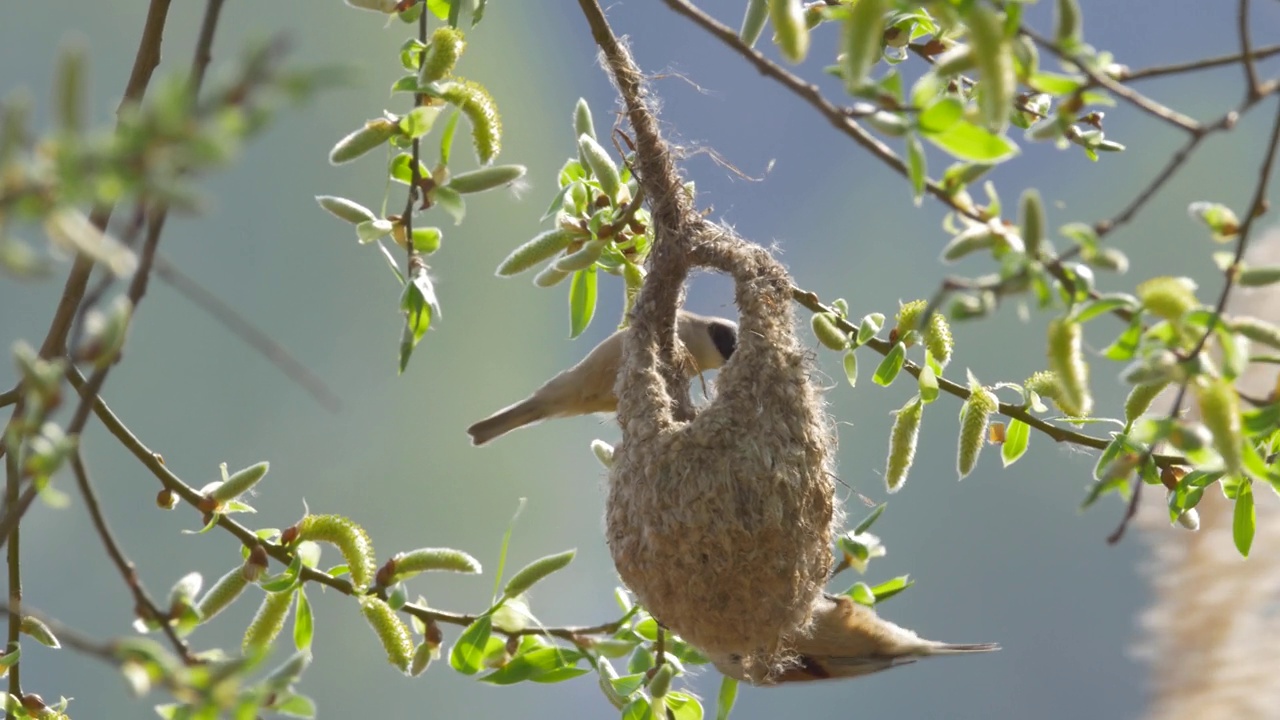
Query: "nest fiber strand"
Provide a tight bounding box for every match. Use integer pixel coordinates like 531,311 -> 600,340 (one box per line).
591,23 -> 840,680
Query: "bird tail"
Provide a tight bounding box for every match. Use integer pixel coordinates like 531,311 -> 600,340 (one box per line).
466,400 -> 544,446
926,642 -> 1002,655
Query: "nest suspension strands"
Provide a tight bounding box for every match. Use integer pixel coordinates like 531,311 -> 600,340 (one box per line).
586,12 -> 841,681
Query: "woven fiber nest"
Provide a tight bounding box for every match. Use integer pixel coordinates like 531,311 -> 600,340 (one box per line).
607,223 -> 839,680
588,42 -> 837,684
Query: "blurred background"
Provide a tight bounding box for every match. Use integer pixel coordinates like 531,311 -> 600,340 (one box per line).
1,1 -> 1278,718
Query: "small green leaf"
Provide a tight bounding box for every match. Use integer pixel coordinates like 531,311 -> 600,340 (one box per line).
906,133 -> 927,206
431,186 -> 466,225
918,364 -> 939,402
716,676 -> 738,720
1001,418 -> 1030,466
399,105 -> 444,138
667,692 -> 704,720
843,350 -> 858,387
1102,320 -> 1143,361
449,614 -> 492,675
293,588 -> 314,651
439,109 -> 461,166
926,120 -> 1019,163
873,342 -> 906,386
568,267 -> 598,338
917,97 -> 964,135
853,503 -> 887,535
611,672 -> 649,698
847,581 -> 876,606
1234,480 -> 1255,557
856,313 -> 885,345
869,574 -> 914,603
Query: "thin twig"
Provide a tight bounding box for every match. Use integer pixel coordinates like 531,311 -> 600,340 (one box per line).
1108,96 -> 1280,544
153,255 -> 342,412
5,446 -> 21,700
0,600 -> 119,665
789,286 -> 1186,467
1238,0 -> 1261,100
0,388 -> 17,410
69,450 -> 195,664
1118,43 -> 1280,82
658,0 -> 983,222
1021,27 -> 1201,134
65,369 -> 628,641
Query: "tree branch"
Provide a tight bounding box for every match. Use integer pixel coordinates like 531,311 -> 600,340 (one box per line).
657,0 -> 983,222
69,450 -> 195,665
1237,0 -> 1261,100
5,445 -> 21,701
65,369 -> 629,642
1117,43 -> 1280,82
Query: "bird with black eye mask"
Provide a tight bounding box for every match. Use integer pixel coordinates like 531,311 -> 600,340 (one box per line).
466,309 -> 737,446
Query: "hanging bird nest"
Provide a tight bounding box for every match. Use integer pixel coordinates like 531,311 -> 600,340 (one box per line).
591,28 -> 841,681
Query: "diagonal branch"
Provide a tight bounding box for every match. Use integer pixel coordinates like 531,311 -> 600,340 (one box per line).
1238,0 -> 1261,100
66,369 -> 629,642
658,0 -> 982,223
1118,42 -> 1280,82
69,450 -> 195,664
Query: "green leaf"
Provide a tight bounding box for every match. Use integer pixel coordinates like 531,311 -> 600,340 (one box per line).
1001,418 -> 1030,466
847,581 -> 876,606
917,97 -> 964,135
853,503 -> 887,535
1075,293 -> 1140,323
389,153 -> 429,185
293,588 -> 313,651
431,186 -> 466,225
272,693 -> 317,718
611,672 -> 648,698
842,350 -> 858,387
491,498 -> 527,603
906,133 -> 927,206
449,615 -> 492,675
622,698 -> 655,720
1234,481 -> 1256,557
925,119 -> 1019,163
918,364 -> 939,403
1102,319 -> 1142,361
856,313 -> 885,345
502,549 -> 576,599
716,676 -> 738,720
872,342 -> 906,386
569,267 -> 598,338
439,109 -> 461,166
667,692 -> 704,720
399,105 -> 444,139
869,574 -> 914,603
480,647 -> 585,685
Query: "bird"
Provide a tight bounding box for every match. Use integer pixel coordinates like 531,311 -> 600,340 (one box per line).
711,592 -> 999,685
466,310 -> 738,446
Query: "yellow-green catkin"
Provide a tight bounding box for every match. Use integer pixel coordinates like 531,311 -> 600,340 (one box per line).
418,27 -> 466,84
1046,317 -> 1093,417
1137,276 -> 1197,323
1024,370 -> 1062,405
243,590 -> 293,654
1231,316 -> 1280,349
1195,378 -> 1244,476
967,3 -> 1014,133
924,313 -> 954,366
957,384 -> 998,479
885,396 -> 924,493
195,564 -> 252,623
1124,381 -> 1170,426
811,312 -> 849,350
896,299 -> 927,336
295,514 -> 377,589
438,80 -> 501,164
360,597 -> 414,674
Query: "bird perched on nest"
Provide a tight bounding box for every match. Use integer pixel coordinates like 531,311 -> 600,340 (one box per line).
710,593 -> 1000,685
466,310 -> 738,446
